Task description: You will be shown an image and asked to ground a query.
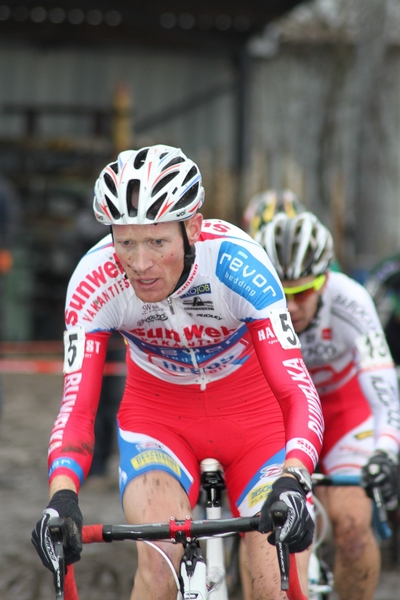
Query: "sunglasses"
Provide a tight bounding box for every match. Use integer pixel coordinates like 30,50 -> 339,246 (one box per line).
283,274 -> 326,302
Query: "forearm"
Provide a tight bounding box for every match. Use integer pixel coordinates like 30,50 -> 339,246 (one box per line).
49,475 -> 77,499
283,458 -> 308,471
358,368 -> 400,459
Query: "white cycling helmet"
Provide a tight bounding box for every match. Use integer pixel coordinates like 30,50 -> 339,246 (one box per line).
93,144 -> 205,225
257,211 -> 334,279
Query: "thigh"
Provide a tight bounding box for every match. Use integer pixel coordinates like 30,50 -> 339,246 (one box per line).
118,428 -> 201,507
118,359 -> 287,517
226,443 -> 285,518
123,470 -> 192,524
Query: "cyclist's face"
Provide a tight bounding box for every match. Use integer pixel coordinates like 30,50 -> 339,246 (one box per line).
282,275 -> 327,333
112,214 -> 203,302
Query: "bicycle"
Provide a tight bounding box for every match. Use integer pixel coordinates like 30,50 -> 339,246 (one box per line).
47,457 -> 307,600
46,462 -> 392,600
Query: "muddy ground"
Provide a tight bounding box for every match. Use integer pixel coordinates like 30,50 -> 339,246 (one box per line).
0,373 -> 399,600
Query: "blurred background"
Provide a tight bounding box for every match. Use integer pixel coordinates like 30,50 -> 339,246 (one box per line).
1,3 -> 400,597
0,0 -> 399,343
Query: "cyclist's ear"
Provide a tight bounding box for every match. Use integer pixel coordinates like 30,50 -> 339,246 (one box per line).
185,213 -> 203,245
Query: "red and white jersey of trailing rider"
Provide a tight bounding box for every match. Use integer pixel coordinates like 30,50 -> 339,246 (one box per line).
298,271 -> 400,460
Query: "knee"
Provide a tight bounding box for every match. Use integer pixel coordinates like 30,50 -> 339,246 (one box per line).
331,512 -> 373,560
136,542 -> 181,593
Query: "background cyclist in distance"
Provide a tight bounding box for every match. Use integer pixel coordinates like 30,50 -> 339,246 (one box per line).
254,211 -> 400,600
31,145 -> 323,600
242,188 -> 306,240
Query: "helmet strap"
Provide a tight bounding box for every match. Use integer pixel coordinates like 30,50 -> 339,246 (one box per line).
180,221 -> 196,268
170,221 -> 196,294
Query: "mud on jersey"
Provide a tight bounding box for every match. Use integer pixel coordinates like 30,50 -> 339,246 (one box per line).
64,219 -> 296,386
50,219 -> 324,488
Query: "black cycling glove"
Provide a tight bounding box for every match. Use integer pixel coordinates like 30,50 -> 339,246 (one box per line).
259,477 -> 314,553
31,489 -> 83,572
361,452 -> 398,510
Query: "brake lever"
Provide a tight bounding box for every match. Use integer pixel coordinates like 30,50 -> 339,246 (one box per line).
48,516 -> 66,600
271,500 -> 289,591
371,486 -> 392,540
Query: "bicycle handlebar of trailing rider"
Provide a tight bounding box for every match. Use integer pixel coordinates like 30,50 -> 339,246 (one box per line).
311,473 -> 392,540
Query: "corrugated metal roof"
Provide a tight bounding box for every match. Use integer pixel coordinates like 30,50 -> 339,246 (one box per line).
0,1 -> 308,52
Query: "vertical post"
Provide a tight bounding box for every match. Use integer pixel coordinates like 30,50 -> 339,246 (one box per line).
349,0 -> 390,275
233,47 -> 253,226
112,82 -> 132,154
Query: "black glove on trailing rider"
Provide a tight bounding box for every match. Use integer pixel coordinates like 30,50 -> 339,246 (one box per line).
31,489 -> 83,572
259,477 -> 314,553
361,451 -> 398,510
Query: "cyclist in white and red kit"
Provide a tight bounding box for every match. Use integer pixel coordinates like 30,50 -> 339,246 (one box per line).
32,145 -> 324,600
256,211 -> 400,600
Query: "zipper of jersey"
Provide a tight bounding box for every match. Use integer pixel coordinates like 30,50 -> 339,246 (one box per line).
167,295 -> 207,390
167,297 -> 175,314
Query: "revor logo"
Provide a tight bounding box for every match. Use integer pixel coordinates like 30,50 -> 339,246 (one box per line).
216,242 -> 283,309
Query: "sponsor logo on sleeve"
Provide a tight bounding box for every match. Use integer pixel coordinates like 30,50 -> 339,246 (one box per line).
282,357 -> 324,445
216,242 -> 284,309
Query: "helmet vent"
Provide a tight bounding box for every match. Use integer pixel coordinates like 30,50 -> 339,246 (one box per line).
164,157 -> 185,170
147,194 -> 167,219
182,166 -> 197,186
109,162 -> 119,174
126,179 -> 140,217
175,183 -> 199,210
105,195 -> 122,220
151,172 -> 178,197
104,172 -> 117,196
134,148 -> 149,169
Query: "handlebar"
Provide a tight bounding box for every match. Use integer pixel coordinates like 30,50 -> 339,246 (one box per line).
47,474 -> 392,599
48,510 -> 292,599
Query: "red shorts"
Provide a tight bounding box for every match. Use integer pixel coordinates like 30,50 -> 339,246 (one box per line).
117,353 -> 286,516
318,374 -> 374,474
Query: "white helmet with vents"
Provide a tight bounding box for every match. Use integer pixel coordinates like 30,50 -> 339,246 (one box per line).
257,211 -> 334,279
93,144 -> 205,225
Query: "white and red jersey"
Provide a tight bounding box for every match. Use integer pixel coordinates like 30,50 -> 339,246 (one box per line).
48,219 -> 323,489
299,271 -> 400,462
